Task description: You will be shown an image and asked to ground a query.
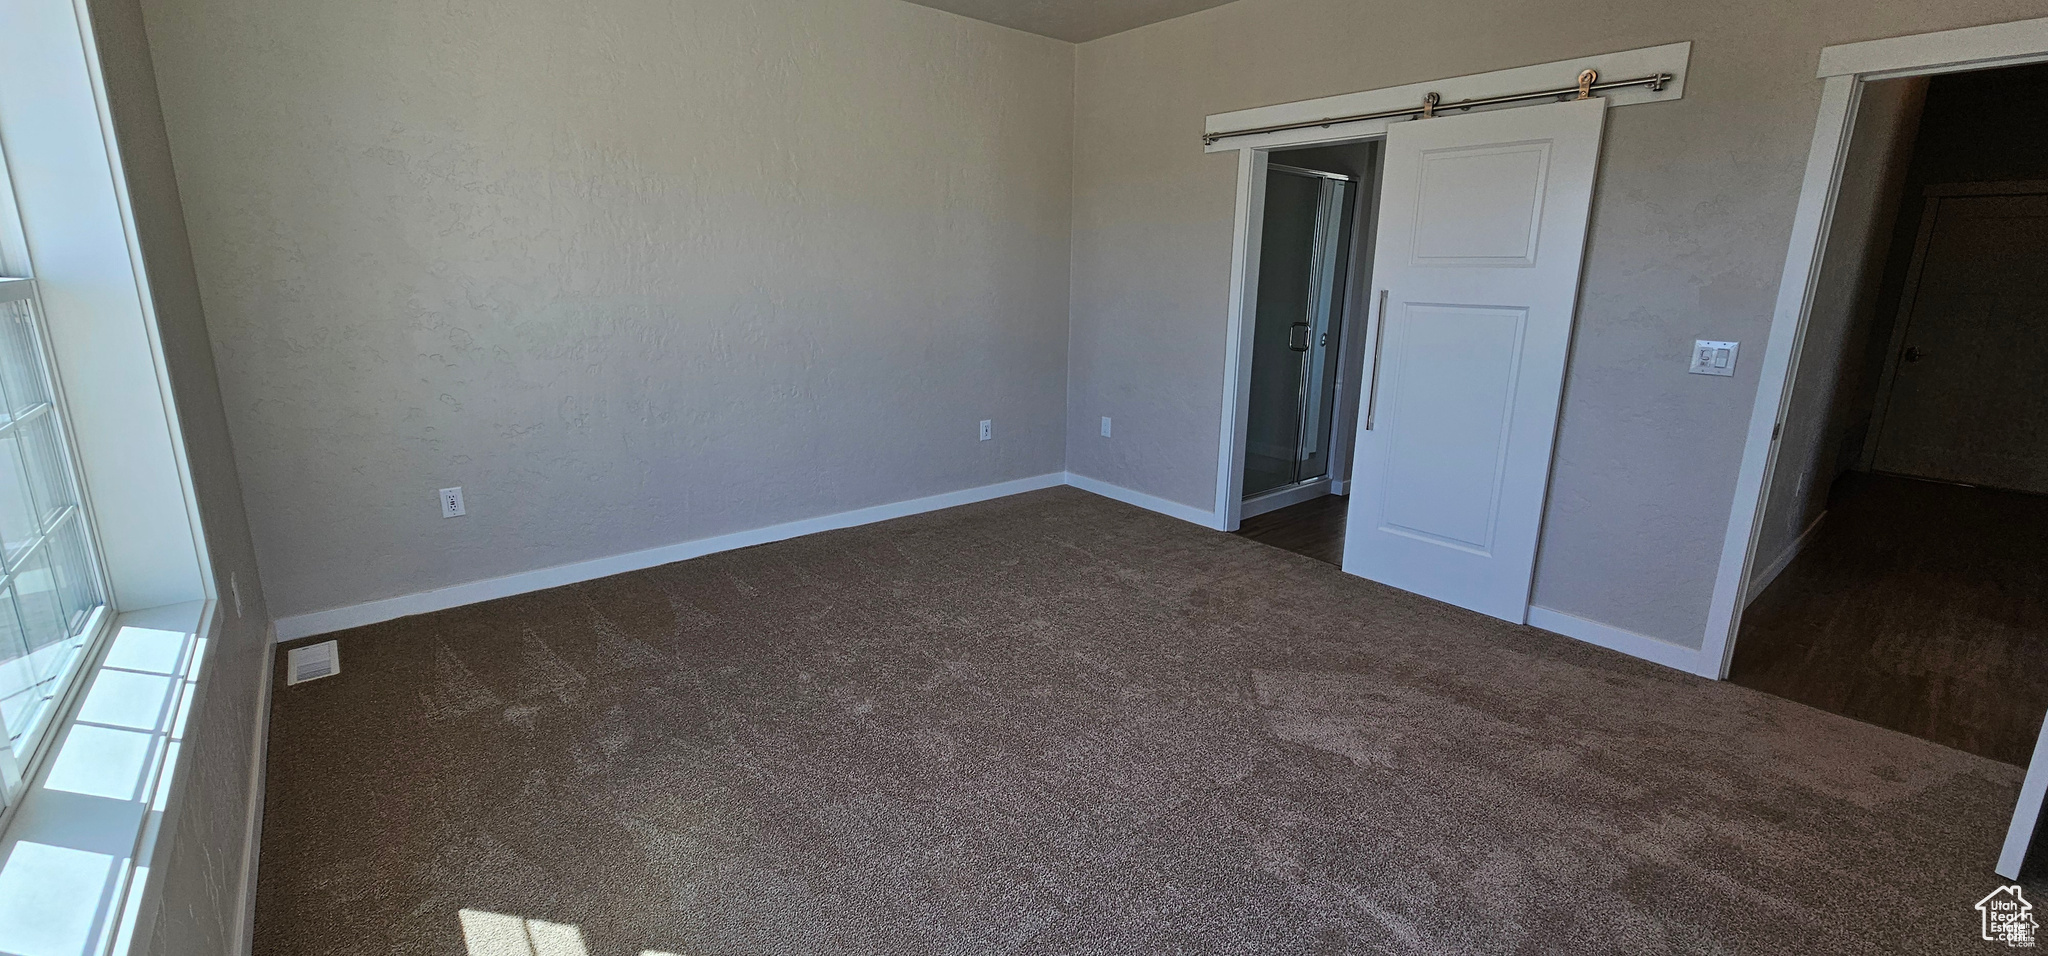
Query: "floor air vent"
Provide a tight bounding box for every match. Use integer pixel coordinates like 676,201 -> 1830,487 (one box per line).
287,640 -> 341,685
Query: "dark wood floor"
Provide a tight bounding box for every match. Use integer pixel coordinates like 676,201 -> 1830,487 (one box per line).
1732,473 -> 2048,766
1234,493 -> 1347,566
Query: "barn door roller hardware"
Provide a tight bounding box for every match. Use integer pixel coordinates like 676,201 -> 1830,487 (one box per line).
1202,69 -> 1671,146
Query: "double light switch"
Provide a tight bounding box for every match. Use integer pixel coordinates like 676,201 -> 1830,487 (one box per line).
1690,340 -> 1738,377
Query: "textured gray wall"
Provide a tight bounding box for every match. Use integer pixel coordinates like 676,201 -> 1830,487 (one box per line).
1751,78 -> 1923,585
81,0 -> 274,952
1065,0 -> 2048,648
138,0 -> 1076,621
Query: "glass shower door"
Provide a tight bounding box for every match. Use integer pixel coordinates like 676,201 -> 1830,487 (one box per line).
1244,166 -> 1356,500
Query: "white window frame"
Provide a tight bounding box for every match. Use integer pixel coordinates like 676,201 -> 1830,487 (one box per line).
0,273 -> 116,812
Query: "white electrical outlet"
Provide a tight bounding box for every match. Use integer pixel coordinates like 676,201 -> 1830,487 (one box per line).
440,486 -> 467,518
1690,340 -> 1738,377
1101,417 -> 1113,438
978,420 -> 993,442
230,572 -> 243,618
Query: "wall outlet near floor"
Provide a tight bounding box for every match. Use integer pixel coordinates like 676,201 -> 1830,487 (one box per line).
440,486 -> 467,518
978,420 -> 993,442
1690,340 -> 1739,377
1101,416 -> 1113,438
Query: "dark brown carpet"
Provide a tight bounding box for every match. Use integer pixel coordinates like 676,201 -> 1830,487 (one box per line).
259,486 -> 2036,955
1734,473 -> 2048,766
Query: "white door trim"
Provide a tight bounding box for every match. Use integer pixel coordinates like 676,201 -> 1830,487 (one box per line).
1209,43 -> 1692,532
1817,17 -> 2048,78
1704,16 -> 2048,678
1214,146 -> 1271,531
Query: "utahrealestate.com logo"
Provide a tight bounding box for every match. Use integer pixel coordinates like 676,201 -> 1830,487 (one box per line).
1980,885 -> 2041,948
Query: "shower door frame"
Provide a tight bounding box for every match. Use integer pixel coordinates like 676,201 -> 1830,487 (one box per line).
1240,163 -> 1360,520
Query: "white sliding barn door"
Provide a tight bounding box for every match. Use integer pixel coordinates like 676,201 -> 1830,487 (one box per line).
1342,99 -> 1606,622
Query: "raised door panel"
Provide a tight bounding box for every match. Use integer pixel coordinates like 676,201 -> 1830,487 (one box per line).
1413,143 -> 1551,266
1378,304 -> 1526,554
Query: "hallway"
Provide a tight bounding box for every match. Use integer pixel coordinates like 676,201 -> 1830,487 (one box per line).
1732,473 -> 2048,765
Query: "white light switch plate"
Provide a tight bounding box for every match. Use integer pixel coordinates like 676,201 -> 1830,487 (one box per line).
1690,340 -> 1738,377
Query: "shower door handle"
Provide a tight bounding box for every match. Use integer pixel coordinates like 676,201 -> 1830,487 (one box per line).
1364,290 -> 1389,431
1289,322 -> 1312,351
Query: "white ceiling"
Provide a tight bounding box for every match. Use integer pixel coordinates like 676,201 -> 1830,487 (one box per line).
899,0 -> 1243,42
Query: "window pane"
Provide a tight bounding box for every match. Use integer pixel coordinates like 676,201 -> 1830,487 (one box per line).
0,299 -> 49,420
0,289 -> 105,765
45,515 -> 99,634
7,544 -> 83,757
0,585 -> 35,748
15,546 -> 68,664
0,434 -> 39,566
19,410 -> 73,530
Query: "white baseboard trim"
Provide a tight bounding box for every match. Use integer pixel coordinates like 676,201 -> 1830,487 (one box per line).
1745,510 -> 1826,606
1062,472 -> 1225,530
1527,606 -> 1716,678
232,629 -> 276,955
274,472 -> 1066,641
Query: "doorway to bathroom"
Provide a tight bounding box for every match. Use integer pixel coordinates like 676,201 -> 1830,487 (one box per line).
1231,143 -> 1379,564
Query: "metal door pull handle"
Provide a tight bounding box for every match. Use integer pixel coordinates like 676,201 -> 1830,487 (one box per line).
1365,290 -> 1389,431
